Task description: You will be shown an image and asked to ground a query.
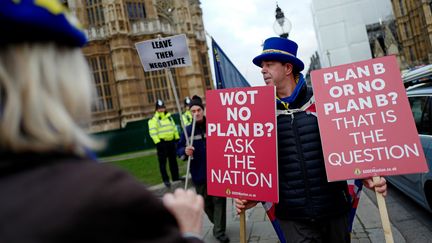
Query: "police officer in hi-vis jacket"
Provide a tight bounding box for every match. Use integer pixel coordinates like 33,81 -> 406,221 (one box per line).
148,99 -> 181,187
182,97 -> 193,126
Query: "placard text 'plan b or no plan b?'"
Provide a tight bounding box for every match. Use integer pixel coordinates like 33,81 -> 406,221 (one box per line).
311,56 -> 428,182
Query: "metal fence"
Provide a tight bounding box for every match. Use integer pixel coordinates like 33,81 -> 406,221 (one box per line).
93,113 -> 181,158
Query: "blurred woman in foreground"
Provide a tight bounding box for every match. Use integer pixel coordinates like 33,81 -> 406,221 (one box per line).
0,1 -> 203,242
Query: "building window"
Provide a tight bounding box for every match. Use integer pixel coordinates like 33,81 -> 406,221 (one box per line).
144,72 -> 154,104
404,22 -> 409,39
201,53 -> 211,88
86,0 -> 105,27
126,1 -> 147,22
399,0 -> 405,15
409,46 -> 415,62
88,56 -> 114,112
145,70 -> 172,104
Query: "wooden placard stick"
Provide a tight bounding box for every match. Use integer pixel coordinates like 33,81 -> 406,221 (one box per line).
373,176 -> 394,243
240,210 -> 246,243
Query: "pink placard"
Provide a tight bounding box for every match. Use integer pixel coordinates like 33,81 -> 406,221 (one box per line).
206,86 -> 278,202
311,56 -> 428,182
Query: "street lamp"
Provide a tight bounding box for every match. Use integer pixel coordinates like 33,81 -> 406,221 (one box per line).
273,4 -> 291,38
326,50 -> 332,67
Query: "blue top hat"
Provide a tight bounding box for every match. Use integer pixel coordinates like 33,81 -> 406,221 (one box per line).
253,37 -> 304,72
0,0 -> 87,47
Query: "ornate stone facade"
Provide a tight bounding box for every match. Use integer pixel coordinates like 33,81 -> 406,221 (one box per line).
366,19 -> 407,69
67,0 -> 213,132
391,0 -> 432,68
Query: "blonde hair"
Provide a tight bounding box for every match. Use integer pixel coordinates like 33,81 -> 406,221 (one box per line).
0,43 -> 101,156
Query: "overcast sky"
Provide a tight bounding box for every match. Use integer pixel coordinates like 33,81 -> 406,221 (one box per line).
200,0 -> 317,87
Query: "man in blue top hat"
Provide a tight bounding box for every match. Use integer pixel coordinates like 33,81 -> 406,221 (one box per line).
235,37 -> 388,242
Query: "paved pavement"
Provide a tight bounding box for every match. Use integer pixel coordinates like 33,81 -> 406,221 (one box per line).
104,150 -> 406,242
150,180 -> 406,243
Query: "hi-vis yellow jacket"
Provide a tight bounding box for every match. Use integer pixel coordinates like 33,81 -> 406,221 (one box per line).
182,110 -> 192,126
148,111 -> 179,144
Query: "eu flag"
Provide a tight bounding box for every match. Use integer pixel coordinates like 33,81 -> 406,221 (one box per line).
212,38 -> 251,89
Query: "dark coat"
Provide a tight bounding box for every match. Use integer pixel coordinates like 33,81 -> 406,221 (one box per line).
0,152 -> 202,243
177,118 -> 207,185
275,84 -> 351,222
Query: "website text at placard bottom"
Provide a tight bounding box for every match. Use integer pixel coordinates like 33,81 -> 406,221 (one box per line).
363,167 -> 397,174
231,191 -> 256,197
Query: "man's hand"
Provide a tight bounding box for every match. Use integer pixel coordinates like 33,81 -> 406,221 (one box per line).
234,198 -> 258,214
185,146 -> 195,156
363,176 -> 387,196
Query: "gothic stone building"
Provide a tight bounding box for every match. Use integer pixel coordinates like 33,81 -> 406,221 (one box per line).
366,18 -> 407,69
66,0 -> 213,132
391,0 -> 432,68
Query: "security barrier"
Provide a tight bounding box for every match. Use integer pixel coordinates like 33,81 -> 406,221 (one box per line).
93,113 -> 181,158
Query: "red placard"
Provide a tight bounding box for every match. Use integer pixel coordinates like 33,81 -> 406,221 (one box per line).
311,56 -> 428,182
206,86 -> 278,202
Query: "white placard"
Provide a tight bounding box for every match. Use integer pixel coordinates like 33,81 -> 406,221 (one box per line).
135,34 -> 192,72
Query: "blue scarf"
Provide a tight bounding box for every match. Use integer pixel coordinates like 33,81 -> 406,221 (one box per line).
276,73 -> 306,109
